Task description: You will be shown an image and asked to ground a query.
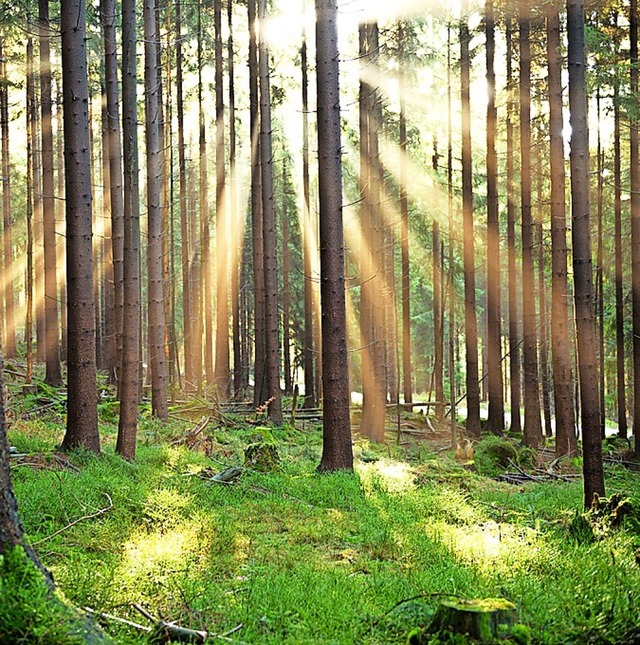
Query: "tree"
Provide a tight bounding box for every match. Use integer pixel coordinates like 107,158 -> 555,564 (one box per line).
546,4 -> 577,457
315,0 -> 353,472
460,0 -> 481,438
116,0 -> 141,460
144,0 -> 168,420
485,0 -> 504,435
39,0 -> 63,387
566,0 -> 605,505
258,0 -> 283,425
519,0 -> 543,448
58,0 -> 100,452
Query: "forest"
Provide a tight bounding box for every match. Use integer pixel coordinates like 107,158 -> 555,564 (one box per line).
1,0 -> 640,642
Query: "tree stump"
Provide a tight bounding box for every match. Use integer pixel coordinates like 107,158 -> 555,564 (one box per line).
428,598 -> 516,643
244,433 -> 280,472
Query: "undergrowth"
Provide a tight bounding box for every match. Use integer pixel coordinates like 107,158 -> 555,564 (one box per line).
5,419 -> 640,644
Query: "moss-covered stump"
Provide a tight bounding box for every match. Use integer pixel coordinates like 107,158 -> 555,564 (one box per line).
412,598 -> 519,644
244,432 -> 280,472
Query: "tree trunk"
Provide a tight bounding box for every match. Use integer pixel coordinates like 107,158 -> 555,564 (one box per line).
316,0 -> 354,472
566,0 -> 605,505
40,0 -> 62,386
59,0 -> 100,453
145,0 -> 168,420
447,25 -> 456,443
519,0 -> 543,448
0,38 -> 15,359
460,1 -> 481,438
485,0 -> 504,435
214,0 -> 230,398
506,17 -> 521,434
101,0 -> 124,388
26,38 -> 36,384
596,89 -> 606,438
116,0 -> 141,460
282,163 -> 293,395
258,0 -> 283,425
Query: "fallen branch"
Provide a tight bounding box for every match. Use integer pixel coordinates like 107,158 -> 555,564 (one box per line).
33,493 -> 114,545
132,603 -> 208,643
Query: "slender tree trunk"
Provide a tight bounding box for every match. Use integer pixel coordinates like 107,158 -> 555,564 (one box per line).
519,0 -> 543,448
460,1 -> 481,437
59,0 -> 100,453
631,0 -> 640,459
300,16 -> 316,408
116,0 -> 141,460
485,0 -> 504,434
447,25 -> 456,443
506,18 -> 522,434
26,38 -> 36,384
40,0 -> 62,386
249,0 -> 266,408
316,0 -> 353,472
282,162 -> 293,395
101,0 -> 124,387
614,73 -> 627,439
188,166 -> 201,392
566,0 -> 605,505
596,88 -> 606,438
398,21 -> 412,406
0,38 -> 15,359
145,0 -> 168,420
258,0 -> 283,424
214,0 -> 230,398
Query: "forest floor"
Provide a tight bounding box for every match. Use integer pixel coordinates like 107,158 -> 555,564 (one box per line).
4,387 -> 640,644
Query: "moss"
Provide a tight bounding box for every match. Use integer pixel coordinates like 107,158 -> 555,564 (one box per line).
474,437 -> 519,477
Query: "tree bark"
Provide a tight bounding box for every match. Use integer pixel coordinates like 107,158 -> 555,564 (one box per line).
26,38 -> 36,383
566,0 -> 605,505
316,0 -> 354,472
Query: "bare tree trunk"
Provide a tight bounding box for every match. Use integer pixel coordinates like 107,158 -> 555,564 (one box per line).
116,0 -> 141,460
596,88 -> 606,438
40,0 -> 62,386
26,38 -> 36,384
145,0 -> 168,420
460,1 -> 481,437
258,0 -> 283,424
566,0 -> 605,505
506,17 -> 521,434
316,0 -> 353,472
59,0 -> 100,453
0,38 -> 15,359
447,25 -> 456,443
282,162 -> 293,395
519,0 -> 543,448
485,0 -> 504,435
432,141 -> 444,421
101,0 -> 124,387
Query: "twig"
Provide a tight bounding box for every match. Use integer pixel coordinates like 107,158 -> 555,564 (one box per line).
84,607 -> 152,633
33,493 -> 114,545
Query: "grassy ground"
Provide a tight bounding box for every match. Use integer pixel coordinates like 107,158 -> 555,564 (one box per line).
5,408 -> 640,644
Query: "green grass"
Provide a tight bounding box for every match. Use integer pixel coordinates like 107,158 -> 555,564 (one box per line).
6,421 -> 640,644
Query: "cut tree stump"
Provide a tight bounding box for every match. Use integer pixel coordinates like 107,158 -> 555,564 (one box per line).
427,598 -> 516,643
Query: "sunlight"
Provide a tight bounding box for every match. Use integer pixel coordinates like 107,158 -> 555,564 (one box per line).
357,458 -> 415,494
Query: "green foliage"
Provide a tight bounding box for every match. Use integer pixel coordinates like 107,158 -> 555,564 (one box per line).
473,436 -> 518,477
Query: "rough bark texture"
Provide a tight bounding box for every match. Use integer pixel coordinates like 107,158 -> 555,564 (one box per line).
485,0 -> 504,435
460,3 -> 481,438
116,0 -> 141,460
547,5 -> 577,457
26,39 -> 36,383
39,0 -> 62,386
316,0 -> 354,472
258,0 -> 283,425
566,0 -> 605,505
506,18 -> 522,434
519,0 -> 543,448
145,0 -> 168,420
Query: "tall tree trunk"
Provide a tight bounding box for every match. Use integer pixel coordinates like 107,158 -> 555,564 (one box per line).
316,0 -> 353,472
26,38 -> 36,384
56,85 -> 67,364
40,0 -> 62,386
282,162 -> 293,395
519,0 -> 543,448
485,0 -> 504,435
116,0 -> 141,460
460,1 -> 481,437
596,88 -> 606,438
214,0 -> 230,398
614,69 -> 627,439
566,0 -> 605,505
258,0 -> 283,424
398,20 -> 412,406
0,38 -> 15,359
631,0 -> 640,459
506,17 -> 522,434
145,0 -> 168,420
249,0 -> 266,408
101,0 -> 124,387
447,25 -> 456,443
189,166 -> 201,392
59,0 -> 100,453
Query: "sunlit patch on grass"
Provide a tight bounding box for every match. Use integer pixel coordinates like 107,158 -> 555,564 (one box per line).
357,459 -> 416,495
